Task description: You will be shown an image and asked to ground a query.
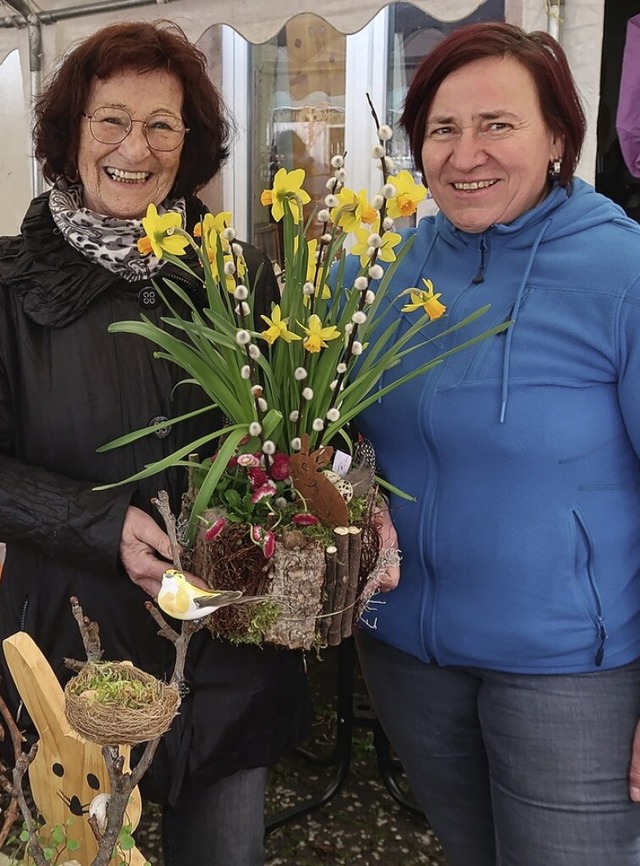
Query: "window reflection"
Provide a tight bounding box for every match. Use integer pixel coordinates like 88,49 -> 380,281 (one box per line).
196,2 -> 506,261
251,14 -> 346,266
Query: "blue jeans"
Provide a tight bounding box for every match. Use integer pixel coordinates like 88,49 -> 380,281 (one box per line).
162,767 -> 267,866
357,630 -> 640,866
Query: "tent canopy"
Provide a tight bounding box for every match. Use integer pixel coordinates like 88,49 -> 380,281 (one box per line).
0,0 -> 492,61
0,0 -> 605,235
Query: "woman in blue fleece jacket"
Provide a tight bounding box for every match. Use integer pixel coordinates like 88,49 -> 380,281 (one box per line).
356,22 -> 640,866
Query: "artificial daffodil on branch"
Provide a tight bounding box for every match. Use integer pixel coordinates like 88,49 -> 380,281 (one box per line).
97,101 -> 509,542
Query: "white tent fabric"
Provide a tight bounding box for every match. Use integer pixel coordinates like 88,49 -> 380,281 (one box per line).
0,0 -> 605,235
0,0 -> 489,62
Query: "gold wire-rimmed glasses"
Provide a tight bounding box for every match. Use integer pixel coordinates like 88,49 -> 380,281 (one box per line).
82,107 -> 189,152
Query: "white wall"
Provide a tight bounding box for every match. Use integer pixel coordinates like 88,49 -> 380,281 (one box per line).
0,49 -> 31,235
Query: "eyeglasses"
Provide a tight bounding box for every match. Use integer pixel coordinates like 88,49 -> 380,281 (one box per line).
82,106 -> 189,152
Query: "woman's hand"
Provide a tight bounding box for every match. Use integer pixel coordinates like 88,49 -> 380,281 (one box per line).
374,504 -> 402,592
629,719 -> 640,801
119,505 -> 177,597
119,506 -> 210,598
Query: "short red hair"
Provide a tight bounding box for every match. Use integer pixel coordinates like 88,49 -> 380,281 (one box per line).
401,22 -> 585,187
34,20 -> 231,197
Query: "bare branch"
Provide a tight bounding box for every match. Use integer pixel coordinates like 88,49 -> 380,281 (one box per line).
152,490 -> 182,569
144,600 -> 180,643
70,596 -> 103,662
0,685 -> 25,847
13,745 -> 50,866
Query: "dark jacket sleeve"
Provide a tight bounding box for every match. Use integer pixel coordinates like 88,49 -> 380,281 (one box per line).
0,294 -> 130,574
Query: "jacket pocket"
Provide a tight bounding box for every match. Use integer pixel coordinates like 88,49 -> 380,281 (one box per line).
572,508 -> 608,666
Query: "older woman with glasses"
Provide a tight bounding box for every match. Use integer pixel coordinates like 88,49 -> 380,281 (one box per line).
0,21 -> 310,866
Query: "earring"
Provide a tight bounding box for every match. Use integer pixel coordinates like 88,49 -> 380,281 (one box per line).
549,157 -> 562,178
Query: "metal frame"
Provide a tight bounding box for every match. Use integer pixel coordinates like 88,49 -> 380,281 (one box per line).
266,637 -> 424,834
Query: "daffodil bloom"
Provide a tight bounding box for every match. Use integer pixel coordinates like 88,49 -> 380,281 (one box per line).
400,279 -> 447,320
193,211 -> 233,240
137,203 -> 190,258
302,239 -> 331,303
260,305 -> 302,345
351,220 -> 402,267
300,314 -> 341,353
329,188 -> 378,232
385,171 -> 428,219
201,228 -> 246,292
260,168 -> 311,223
196,213 -> 232,262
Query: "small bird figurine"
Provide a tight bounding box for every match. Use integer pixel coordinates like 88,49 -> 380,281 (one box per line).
157,569 -> 244,621
157,568 -> 286,621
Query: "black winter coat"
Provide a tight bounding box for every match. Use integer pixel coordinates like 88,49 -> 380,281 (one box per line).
0,193 -> 310,802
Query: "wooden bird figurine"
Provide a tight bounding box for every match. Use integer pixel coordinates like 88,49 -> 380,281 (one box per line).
157,569 -> 282,621
157,569 -> 244,620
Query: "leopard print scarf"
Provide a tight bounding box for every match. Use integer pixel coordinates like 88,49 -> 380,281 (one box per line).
49,180 -> 187,282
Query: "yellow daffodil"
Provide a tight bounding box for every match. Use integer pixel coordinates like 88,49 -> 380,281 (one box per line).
137,203 -> 190,258
260,168 -> 311,223
400,279 -> 446,320
193,211 -> 233,240
385,171 -> 428,219
260,305 -> 302,345
303,239 -> 331,304
197,213 -> 232,260
195,216 -> 246,292
211,247 -> 247,293
299,314 -> 341,353
351,220 -> 402,267
329,188 -> 378,233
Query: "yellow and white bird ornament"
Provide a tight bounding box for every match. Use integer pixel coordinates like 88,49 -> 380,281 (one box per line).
157,568 -> 280,621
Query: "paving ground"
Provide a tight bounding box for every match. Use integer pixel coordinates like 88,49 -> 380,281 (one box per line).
1,641 -> 449,865
135,645 -> 449,866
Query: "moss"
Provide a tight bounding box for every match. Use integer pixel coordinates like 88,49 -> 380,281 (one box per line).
68,663 -> 160,709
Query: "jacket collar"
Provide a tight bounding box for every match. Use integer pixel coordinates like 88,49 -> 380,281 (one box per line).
0,192 -> 205,328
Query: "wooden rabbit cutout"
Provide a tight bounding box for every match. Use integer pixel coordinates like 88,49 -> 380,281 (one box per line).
2,632 -> 145,866
289,434 -> 349,526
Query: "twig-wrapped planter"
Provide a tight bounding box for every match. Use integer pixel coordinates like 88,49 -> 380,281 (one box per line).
64,661 -> 180,746
188,516 -> 379,650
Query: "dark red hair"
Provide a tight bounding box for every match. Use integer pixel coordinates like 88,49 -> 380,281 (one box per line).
401,22 -> 586,187
34,20 -> 231,197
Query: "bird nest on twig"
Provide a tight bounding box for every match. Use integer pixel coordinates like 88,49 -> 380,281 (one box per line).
64,661 -> 180,746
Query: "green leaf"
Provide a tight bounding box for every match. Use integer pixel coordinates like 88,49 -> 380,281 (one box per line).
93,427 -> 232,489
96,403 -> 217,451
224,489 -> 242,508
186,426 -> 250,541
67,837 -> 80,851
376,475 -> 416,501
118,825 -> 136,852
49,825 -> 65,846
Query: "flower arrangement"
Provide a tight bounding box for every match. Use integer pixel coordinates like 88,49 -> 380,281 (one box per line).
99,111 -> 502,648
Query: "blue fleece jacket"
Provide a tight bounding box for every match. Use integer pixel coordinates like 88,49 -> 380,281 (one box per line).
354,179 -> 640,673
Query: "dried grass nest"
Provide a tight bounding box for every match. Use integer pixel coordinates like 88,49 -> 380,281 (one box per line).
64,661 -> 180,746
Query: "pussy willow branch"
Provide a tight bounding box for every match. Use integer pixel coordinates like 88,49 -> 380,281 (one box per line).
323,103 -> 394,418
